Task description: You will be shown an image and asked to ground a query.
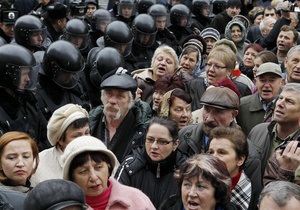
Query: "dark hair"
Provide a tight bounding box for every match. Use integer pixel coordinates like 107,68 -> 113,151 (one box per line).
69,151 -> 113,181
61,118 -> 89,142
280,25 -> 299,42
153,73 -> 185,93
146,116 -> 179,141
175,154 -> 232,207
209,127 -> 248,168
263,6 -> 276,16
181,46 -> 200,62
244,43 -> 263,54
169,88 -> 192,107
255,51 -> 278,64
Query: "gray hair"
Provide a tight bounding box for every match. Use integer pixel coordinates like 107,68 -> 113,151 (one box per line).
101,89 -> 134,109
282,83 -> 300,95
259,16 -> 276,32
258,181 -> 300,207
287,45 -> 300,58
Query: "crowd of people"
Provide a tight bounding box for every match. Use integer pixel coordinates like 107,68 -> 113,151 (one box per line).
1,0 -> 300,209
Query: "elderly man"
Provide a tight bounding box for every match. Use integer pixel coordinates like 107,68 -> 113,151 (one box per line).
179,85 -> 262,210
258,181 -> 300,209
247,16 -> 276,43
237,62 -> 285,135
248,83 -> 300,175
89,72 -> 152,162
0,8 -> 19,45
210,0 -> 241,36
285,45 -> 300,83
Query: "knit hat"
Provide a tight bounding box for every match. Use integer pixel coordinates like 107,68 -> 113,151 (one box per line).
227,0 -> 241,8
62,136 -> 118,180
200,86 -> 240,109
214,38 -> 237,54
182,34 -> 207,55
47,104 -> 89,146
200,27 -> 220,42
256,62 -> 282,77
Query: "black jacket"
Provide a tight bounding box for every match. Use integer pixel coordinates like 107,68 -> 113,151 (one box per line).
115,146 -> 188,209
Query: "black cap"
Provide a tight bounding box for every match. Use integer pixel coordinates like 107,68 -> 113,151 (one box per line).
47,3 -> 68,20
100,72 -> 137,93
23,179 -> 88,210
0,9 -> 20,24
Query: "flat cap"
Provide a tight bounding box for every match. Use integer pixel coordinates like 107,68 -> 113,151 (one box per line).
200,86 -> 240,110
256,62 -> 282,77
100,72 -> 137,93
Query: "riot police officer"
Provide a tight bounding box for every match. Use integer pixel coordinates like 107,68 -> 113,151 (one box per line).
116,0 -> 136,27
191,0 -> 212,32
0,44 -> 51,151
35,40 -> 91,121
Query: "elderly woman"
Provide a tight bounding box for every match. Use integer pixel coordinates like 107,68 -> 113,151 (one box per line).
132,45 -> 179,103
62,136 -> 155,209
160,154 -> 237,210
185,45 -> 251,111
0,132 -> 39,193
158,88 -> 192,129
178,35 -> 206,80
225,18 -> 249,64
152,73 -> 185,115
208,127 -> 252,210
239,43 -> 263,81
115,117 -> 188,209
31,104 -> 90,186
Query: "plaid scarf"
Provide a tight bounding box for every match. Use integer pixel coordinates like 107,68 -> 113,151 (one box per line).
231,171 -> 252,210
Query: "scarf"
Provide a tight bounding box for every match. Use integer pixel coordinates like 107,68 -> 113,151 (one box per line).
86,180 -> 112,210
231,171 -> 252,210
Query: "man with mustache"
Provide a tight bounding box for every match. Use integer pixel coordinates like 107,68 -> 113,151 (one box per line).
89,72 -> 152,162
178,85 -> 262,210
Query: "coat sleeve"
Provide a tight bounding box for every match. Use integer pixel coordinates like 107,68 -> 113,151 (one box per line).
114,158 -> 133,186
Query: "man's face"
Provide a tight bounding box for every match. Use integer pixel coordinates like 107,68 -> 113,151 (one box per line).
121,6 -> 133,19
30,31 -> 44,47
86,4 -> 97,18
285,50 -> 300,83
56,17 -> 67,32
102,88 -> 132,120
0,23 -> 14,38
273,90 -> 300,125
226,6 -> 241,18
139,34 -> 151,45
276,30 -> 296,53
69,36 -> 84,48
18,68 -> 31,90
255,73 -> 284,103
155,16 -> 167,31
179,17 -> 188,27
204,37 -> 216,54
202,105 -> 237,135
98,20 -> 110,32
263,9 -> 276,19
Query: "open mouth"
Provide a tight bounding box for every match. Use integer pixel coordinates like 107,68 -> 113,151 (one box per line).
90,184 -> 101,190
187,200 -> 200,209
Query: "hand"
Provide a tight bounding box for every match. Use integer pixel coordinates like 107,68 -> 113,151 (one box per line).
275,140 -> 300,171
135,87 -> 143,100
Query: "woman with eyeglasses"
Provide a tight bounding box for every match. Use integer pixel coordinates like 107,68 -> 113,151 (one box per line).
185,44 -> 251,111
115,117 -> 188,209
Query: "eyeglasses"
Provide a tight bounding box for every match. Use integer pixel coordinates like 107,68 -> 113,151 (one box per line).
145,138 -> 173,145
205,63 -> 226,71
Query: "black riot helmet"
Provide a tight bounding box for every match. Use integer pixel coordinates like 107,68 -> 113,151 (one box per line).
132,14 -> 157,47
118,0 -> 136,18
42,40 -> 85,89
104,20 -> 133,57
212,0 -> 227,15
137,0 -> 156,14
91,9 -> 112,32
14,15 -> 47,50
170,4 -> 191,26
0,44 -> 38,91
63,19 -> 89,50
148,4 -> 168,17
192,0 -> 210,16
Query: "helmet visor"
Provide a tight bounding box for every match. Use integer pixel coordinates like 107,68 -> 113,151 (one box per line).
7,63 -> 39,91
134,29 -> 157,47
95,19 -> 111,32
66,33 -> 89,50
28,28 -> 47,48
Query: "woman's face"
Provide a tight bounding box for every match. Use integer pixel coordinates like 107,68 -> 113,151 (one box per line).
253,57 -> 263,78
180,51 -> 198,75
181,175 -> 217,210
169,97 -> 192,129
0,140 -> 34,185
254,14 -> 263,26
152,91 -> 165,111
243,47 -> 258,69
152,52 -> 176,80
145,123 -> 178,162
208,138 -> 244,177
73,157 -> 110,197
230,25 -> 242,43
206,57 -> 230,85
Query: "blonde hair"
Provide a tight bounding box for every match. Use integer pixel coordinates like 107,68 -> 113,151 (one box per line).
151,45 -> 179,70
